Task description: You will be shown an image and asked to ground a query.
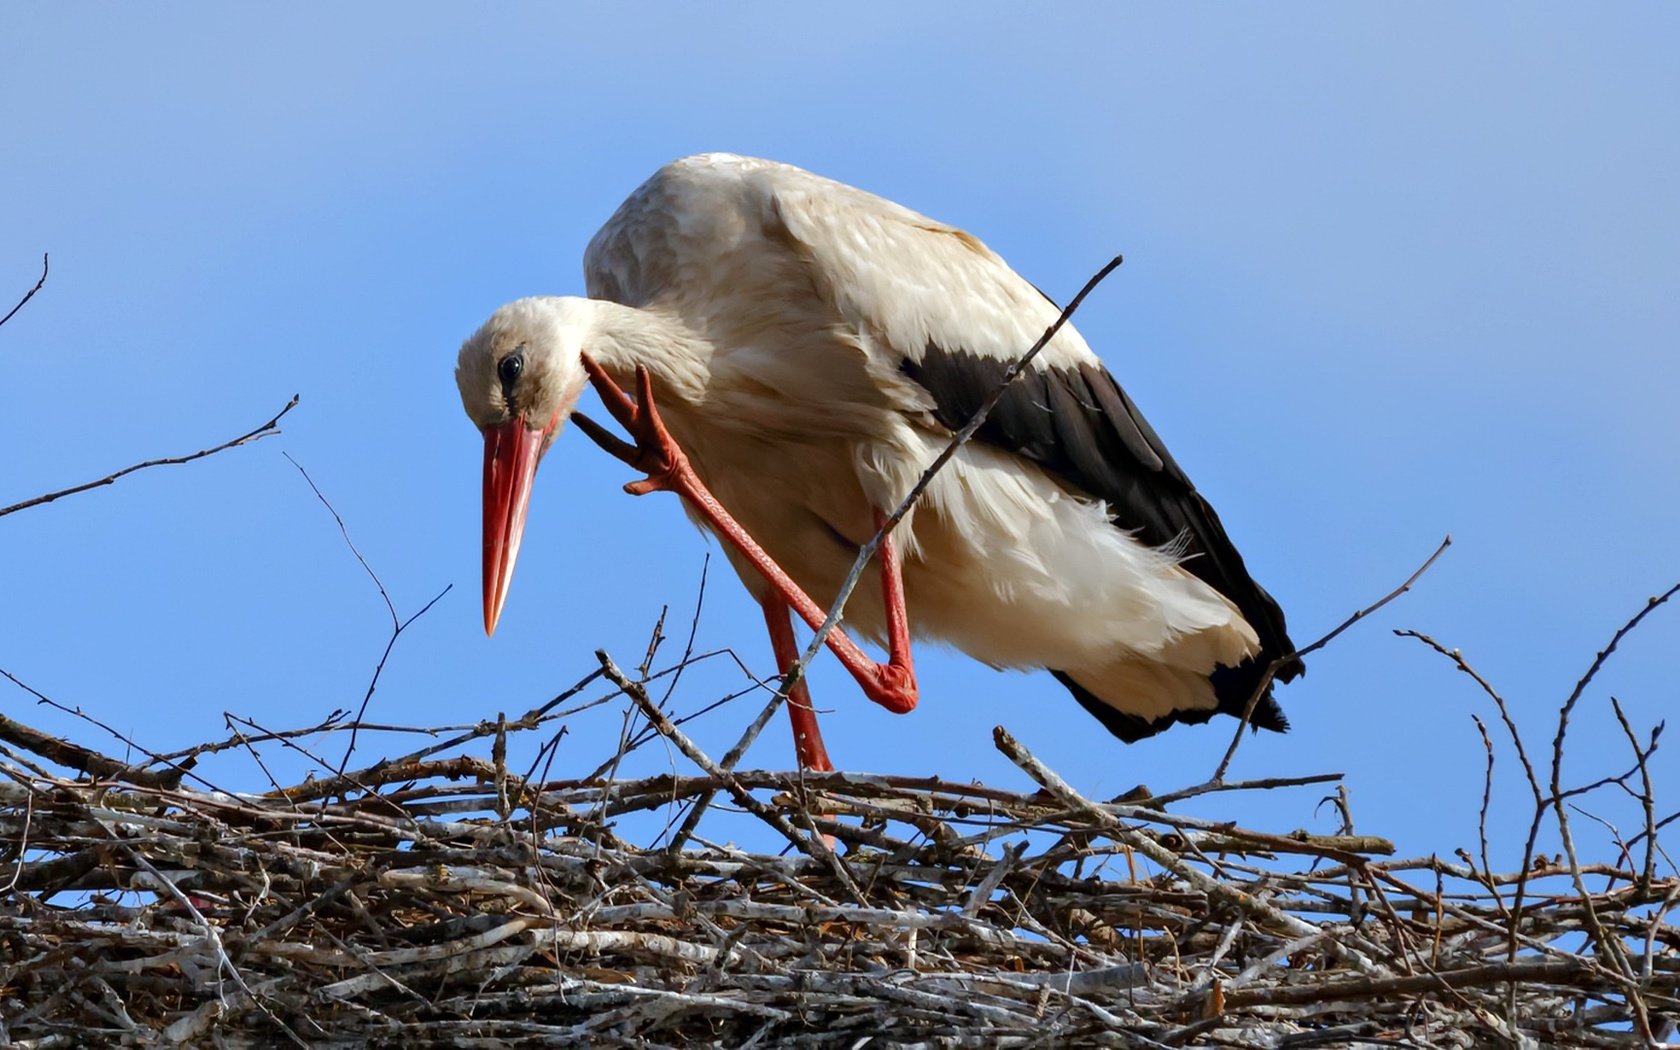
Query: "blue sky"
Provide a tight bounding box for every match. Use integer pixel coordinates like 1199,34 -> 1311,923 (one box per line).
3,6 -> 1676,865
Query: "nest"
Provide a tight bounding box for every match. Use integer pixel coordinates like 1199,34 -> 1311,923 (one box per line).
0,647 -> 1675,1050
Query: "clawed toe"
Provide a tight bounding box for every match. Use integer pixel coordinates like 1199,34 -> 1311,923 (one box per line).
576,355 -> 688,494
571,410 -> 638,464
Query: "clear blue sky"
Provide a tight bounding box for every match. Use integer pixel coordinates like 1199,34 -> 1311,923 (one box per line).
3,6 -> 1675,864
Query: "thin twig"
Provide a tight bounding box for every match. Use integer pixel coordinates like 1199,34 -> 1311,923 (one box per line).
284,453 -> 398,630
1213,534 -> 1453,781
280,454 -> 452,777
0,703 -> 180,790
1608,698 -> 1661,894
596,649 -> 866,902
1468,715 -> 1508,918
0,252 -> 48,330
1396,629 -> 1542,803
783,255 -> 1126,691
0,395 -> 300,518
0,666 -> 228,796
1512,582 -> 1679,973
1549,583 -> 1680,811
336,586 -> 452,776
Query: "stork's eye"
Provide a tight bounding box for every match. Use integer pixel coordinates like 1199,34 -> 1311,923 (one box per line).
498,353 -> 524,386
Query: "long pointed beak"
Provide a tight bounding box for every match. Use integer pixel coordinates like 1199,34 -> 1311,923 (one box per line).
481,418 -> 546,636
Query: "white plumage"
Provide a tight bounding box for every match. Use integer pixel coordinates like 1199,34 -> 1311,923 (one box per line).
457,153 -> 1299,765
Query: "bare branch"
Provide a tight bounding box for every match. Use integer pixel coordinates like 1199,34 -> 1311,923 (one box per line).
785,255 -> 1126,690
0,665 -> 224,795
1212,534 -> 1453,781
595,649 -> 866,900
279,454 -> 452,777
1400,580 -> 1679,1002
283,452 -> 397,630
1550,582 -> 1679,807
0,395 -> 300,519
1396,628 -> 1542,804
1609,697 -> 1661,893
0,701 -> 179,790
0,252 -> 48,331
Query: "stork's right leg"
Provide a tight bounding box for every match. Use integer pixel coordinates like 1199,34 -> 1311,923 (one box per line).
572,357 -> 921,716
761,596 -> 833,773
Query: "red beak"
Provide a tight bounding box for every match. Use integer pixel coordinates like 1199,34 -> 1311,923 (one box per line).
481,418 -> 547,636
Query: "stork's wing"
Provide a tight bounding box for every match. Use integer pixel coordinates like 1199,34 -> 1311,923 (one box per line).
762,160 -> 1298,672
898,342 -> 1304,721
585,154 -> 1300,728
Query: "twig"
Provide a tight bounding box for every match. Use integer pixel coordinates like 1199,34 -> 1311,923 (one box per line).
596,649 -> 866,901
0,252 -> 48,331
784,255 -> 1126,690
1213,534 -> 1453,781
1396,629 -> 1542,803
1143,773 -> 1344,808
1543,587 -> 1679,849
1549,583 -> 1679,814
279,454 -> 452,777
0,395 -> 300,519
1510,583 -> 1680,975
338,586 -> 452,776
1609,698 -> 1661,894
284,453 -> 397,629
1468,715 -> 1507,917
661,684 -> 788,855
0,666 -> 226,796
99,822 -> 311,1048
0,704 -> 180,790
994,724 -> 1375,968
0,786 -> 34,894
1536,589 -> 1678,1042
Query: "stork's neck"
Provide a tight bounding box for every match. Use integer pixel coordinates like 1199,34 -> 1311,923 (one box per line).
571,297 -> 712,403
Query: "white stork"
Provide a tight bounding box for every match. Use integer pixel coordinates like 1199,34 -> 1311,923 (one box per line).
455,153 -> 1301,772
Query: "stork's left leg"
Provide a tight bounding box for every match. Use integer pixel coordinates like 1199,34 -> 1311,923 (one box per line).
761,595 -> 833,772
572,358 -> 919,715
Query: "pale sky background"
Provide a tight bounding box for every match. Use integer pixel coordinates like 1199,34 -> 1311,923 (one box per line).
2,6 -> 1676,865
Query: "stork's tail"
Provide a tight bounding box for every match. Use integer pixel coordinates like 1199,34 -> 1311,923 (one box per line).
1052,651 -> 1294,744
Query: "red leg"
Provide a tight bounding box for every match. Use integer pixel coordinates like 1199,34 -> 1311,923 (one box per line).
761,596 -> 833,772
573,357 -> 918,715
870,508 -> 915,713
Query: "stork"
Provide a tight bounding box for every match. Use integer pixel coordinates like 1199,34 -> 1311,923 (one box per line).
455,153 -> 1301,772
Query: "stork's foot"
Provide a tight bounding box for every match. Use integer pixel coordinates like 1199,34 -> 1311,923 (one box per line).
571,355 -> 690,497
859,507 -> 919,715
862,664 -> 918,715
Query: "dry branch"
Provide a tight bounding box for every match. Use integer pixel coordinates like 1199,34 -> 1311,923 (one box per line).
0,395 -> 300,519
280,452 -> 453,775
1212,534 -> 1454,781
0,252 -> 48,331
787,255 -> 1126,690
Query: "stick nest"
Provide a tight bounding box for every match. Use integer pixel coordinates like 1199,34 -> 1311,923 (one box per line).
2,688 -> 1676,1050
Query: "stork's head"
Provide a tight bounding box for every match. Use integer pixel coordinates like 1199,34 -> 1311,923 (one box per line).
455,297 -> 591,636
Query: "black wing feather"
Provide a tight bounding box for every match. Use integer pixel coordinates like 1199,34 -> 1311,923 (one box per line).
900,344 -> 1301,740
